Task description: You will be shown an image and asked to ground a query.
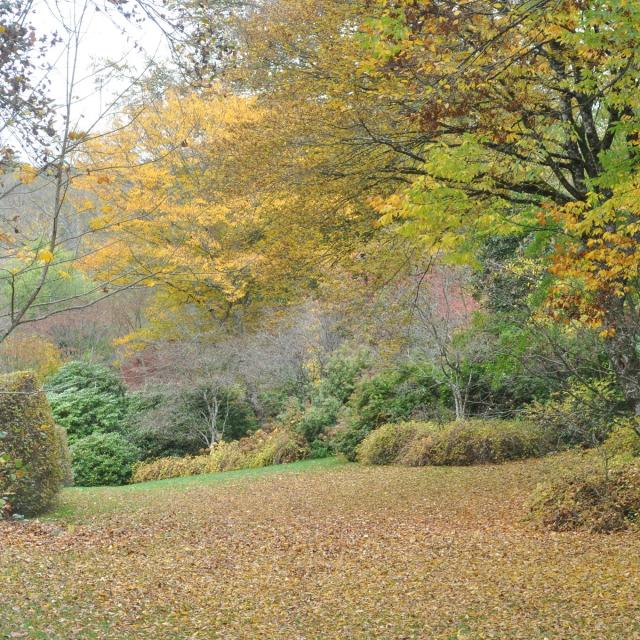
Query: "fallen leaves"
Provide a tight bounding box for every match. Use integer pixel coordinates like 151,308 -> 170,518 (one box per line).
1,459 -> 639,639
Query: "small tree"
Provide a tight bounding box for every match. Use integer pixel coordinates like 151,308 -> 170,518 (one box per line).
409,267 -> 483,420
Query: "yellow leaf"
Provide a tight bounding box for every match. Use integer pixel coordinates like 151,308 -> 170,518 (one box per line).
38,249 -> 54,264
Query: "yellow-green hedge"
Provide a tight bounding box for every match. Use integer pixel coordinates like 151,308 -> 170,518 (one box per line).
357,419 -> 550,467
131,429 -> 309,484
0,372 -> 68,516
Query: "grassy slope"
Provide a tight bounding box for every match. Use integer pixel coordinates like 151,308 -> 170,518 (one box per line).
1,456 -> 639,640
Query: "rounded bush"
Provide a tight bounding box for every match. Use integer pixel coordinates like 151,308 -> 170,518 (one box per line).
209,441 -> 244,472
428,420 -> 548,466
45,361 -> 125,395
249,429 -> 308,467
357,422 -> 430,465
71,432 -> 140,486
0,372 -> 66,516
530,460 -> 640,532
355,419 -> 549,467
398,431 -> 439,467
45,361 -> 128,442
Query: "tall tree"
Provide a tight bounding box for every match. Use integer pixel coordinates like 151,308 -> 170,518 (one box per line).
361,0 -> 640,415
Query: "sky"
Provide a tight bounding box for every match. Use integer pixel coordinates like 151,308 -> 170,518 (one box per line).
32,0 -> 171,131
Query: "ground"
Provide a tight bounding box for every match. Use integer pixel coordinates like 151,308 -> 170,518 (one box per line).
1,457 -> 639,640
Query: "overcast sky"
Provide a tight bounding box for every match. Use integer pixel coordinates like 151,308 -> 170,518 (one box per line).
33,0 -> 171,131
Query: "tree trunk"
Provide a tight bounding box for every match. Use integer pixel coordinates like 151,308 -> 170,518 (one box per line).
452,384 -> 466,421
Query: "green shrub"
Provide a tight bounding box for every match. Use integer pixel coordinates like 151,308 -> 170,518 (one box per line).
355,419 -> 549,467
46,361 -> 125,395
174,384 -> 258,443
290,348 -> 370,444
317,348 -> 370,404
45,361 -> 128,442
70,432 -> 140,486
351,366 -> 445,429
308,438 -> 335,459
530,460 -> 640,532
336,365 -> 448,461
603,421 -> 640,460
357,422 -> 429,465
126,389 -> 203,460
297,398 -> 341,442
0,372 -> 66,516
523,377 -> 625,448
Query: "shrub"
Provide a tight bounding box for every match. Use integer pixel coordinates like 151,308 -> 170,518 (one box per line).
530,460 -> 640,532
308,438 -> 335,459
427,419 -> 549,466
350,366 -> 445,430
0,334 -> 62,380
131,428 -> 310,484
523,377 -> 625,448
336,365 -> 448,461
248,429 -> 309,467
0,372 -> 66,516
291,348 -> 370,444
131,455 -> 211,483
126,389 -> 203,460
317,348 -> 370,404
209,441 -> 245,472
297,397 -> 341,442
399,431 -> 439,467
46,361 -> 125,395
357,422 -> 429,465
45,361 -> 128,442
70,432 -> 140,486
603,421 -> 640,460
355,419 -> 549,467
335,421 -> 374,462
174,384 -> 258,442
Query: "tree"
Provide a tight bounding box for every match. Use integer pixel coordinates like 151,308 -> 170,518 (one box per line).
0,0 -> 202,344
408,267 -> 481,420
361,0 -> 640,418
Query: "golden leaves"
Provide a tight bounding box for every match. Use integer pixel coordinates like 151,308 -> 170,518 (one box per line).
37,249 -> 54,264
1,458 -> 639,639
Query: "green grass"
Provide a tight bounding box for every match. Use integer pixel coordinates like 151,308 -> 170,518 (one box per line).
46,457 -> 346,522
2,454 -> 639,639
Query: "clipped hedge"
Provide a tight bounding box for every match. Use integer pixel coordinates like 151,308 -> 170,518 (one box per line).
356,419 -> 550,467
530,460 -> 640,532
131,429 -> 309,484
0,372 -> 67,516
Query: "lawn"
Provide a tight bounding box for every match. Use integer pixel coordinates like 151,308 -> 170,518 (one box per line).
1,456 -> 639,639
